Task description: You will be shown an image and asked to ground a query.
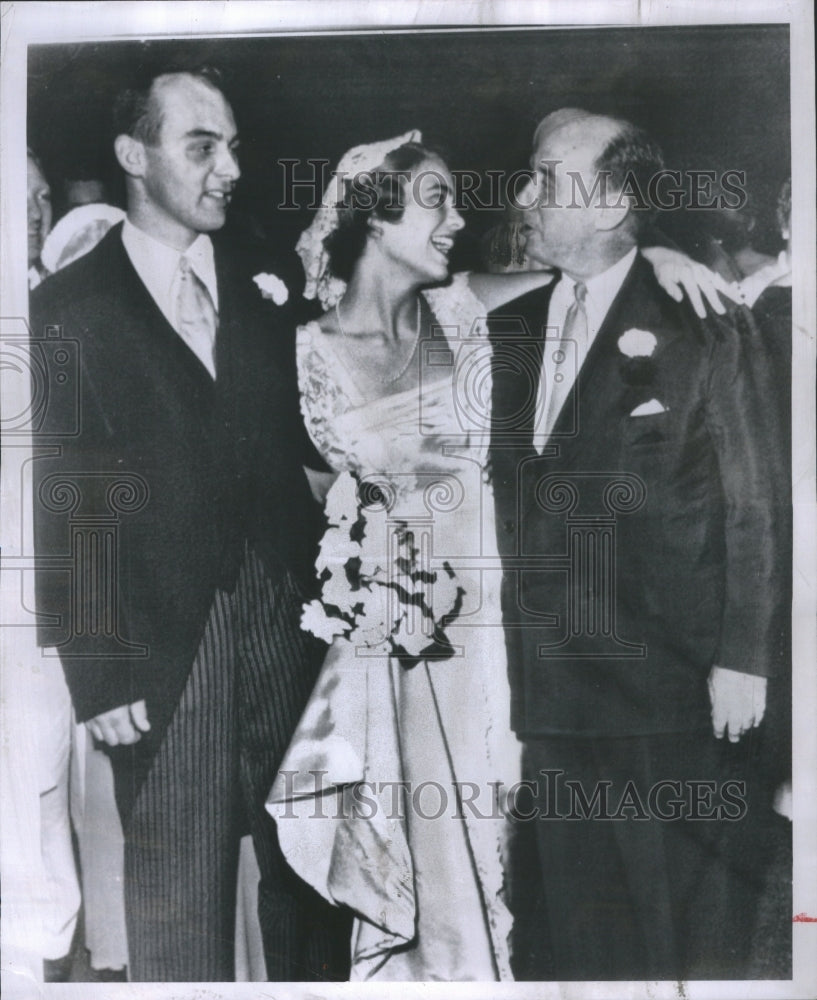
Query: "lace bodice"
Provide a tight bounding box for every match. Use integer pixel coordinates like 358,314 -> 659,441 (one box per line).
296,272 -> 492,480
296,272 -> 497,657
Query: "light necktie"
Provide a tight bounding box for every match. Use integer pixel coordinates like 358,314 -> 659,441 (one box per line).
543,280 -> 588,442
175,255 -> 217,378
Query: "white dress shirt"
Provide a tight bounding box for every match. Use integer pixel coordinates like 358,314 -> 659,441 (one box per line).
533,246 -> 638,452
121,219 -> 219,378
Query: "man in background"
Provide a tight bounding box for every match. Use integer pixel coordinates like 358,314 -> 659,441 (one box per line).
27,150 -> 52,288
27,148 -> 82,983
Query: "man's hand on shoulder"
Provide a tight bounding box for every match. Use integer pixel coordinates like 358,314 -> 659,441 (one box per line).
708,665 -> 767,742
86,699 -> 150,746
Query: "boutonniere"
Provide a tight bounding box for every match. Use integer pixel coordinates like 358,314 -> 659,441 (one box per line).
618,328 -> 658,386
253,272 -> 289,305
618,328 -> 657,358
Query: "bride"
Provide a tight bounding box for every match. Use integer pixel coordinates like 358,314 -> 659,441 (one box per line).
267,130 -> 729,981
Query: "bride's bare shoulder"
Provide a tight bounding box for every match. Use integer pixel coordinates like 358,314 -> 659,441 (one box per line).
466,270 -> 556,311
300,309 -> 340,339
316,309 -> 341,336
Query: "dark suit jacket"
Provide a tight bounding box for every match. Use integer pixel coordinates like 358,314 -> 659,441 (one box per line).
31,223 -> 323,784
489,254 -> 789,738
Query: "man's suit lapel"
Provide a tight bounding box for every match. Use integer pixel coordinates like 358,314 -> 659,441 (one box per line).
105,225 -> 217,397
491,279 -> 555,448
547,262 -> 640,447
520,254 -> 677,521
211,245 -> 269,468
550,254 -> 680,447
213,246 -> 239,388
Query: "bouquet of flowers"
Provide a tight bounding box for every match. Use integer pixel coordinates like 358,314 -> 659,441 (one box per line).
301,471 -> 465,667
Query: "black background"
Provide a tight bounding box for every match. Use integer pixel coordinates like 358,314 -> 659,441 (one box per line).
28,24 -> 790,267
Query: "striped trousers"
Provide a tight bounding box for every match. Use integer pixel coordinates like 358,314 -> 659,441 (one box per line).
124,548 -> 349,982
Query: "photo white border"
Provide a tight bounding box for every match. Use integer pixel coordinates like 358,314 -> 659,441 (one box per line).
2,3 -> 814,999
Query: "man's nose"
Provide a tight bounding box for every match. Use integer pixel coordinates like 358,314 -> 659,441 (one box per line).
215,144 -> 241,182
448,204 -> 465,230
516,176 -> 538,211
28,196 -> 41,223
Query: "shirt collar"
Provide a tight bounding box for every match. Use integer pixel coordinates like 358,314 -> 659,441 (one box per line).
558,246 -> 638,332
121,218 -> 218,311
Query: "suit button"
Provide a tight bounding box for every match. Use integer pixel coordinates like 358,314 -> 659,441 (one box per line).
503,519 -> 515,534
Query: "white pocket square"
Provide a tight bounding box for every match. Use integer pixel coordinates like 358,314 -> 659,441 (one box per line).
630,398 -> 668,417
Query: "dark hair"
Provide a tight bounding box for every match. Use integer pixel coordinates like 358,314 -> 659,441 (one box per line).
112,65 -> 226,145
27,147 -> 47,176
594,121 -> 665,235
324,141 -> 442,283
704,180 -> 762,253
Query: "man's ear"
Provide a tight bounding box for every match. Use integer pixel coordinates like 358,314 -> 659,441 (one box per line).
367,218 -> 384,240
595,195 -> 631,233
114,134 -> 146,178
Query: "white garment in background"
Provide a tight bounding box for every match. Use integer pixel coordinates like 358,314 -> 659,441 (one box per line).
71,725 -> 128,971
36,653 -> 81,960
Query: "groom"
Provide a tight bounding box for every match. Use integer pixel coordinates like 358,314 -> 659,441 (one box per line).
31,65 -> 345,981
489,111 -> 788,979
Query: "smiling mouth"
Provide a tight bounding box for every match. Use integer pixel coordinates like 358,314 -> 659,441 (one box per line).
203,190 -> 233,205
431,235 -> 455,257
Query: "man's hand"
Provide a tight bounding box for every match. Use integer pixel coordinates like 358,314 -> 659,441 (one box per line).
708,666 -> 767,742
642,246 -> 741,318
86,700 -> 150,746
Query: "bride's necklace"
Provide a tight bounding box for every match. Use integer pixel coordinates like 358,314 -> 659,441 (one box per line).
335,298 -> 422,385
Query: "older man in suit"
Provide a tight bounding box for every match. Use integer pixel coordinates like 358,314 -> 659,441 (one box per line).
490,111 -> 788,979
31,66 -> 346,982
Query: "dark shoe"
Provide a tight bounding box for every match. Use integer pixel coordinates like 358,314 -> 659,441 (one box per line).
43,954 -> 73,982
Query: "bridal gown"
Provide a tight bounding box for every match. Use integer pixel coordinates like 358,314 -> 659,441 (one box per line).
267,274 -> 520,981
